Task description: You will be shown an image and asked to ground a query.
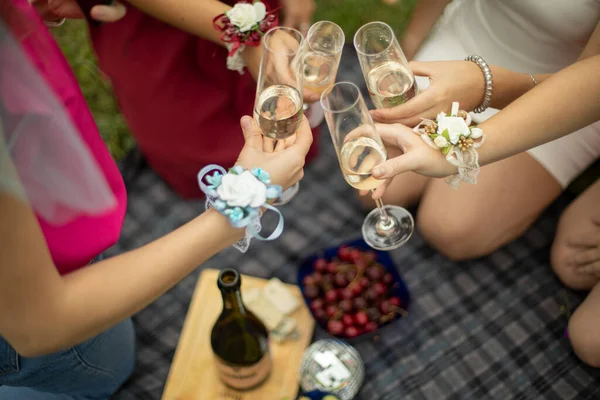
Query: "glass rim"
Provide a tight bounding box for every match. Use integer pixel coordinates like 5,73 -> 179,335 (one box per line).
320,81 -> 362,114
353,21 -> 395,56
263,26 -> 305,56
306,20 -> 345,55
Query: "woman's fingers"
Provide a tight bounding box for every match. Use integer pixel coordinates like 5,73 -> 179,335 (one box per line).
289,117 -> 313,155
371,153 -> 417,179
371,178 -> 393,199
90,2 -> 127,23
370,88 -> 437,124
240,116 -> 264,150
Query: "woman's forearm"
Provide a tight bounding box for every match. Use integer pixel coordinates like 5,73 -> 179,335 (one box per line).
401,0 -> 452,61
478,55 -> 600,166
487,66 -> 551,110
126,0 -> 231,46
54,209 -> 243,352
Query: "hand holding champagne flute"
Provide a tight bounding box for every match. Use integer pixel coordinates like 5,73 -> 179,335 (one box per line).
254,27 -> 305,204
354,22 -> 417,109
321,82 -> 414,250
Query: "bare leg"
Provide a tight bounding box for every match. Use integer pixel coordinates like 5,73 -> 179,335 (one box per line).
568,283 -> 600,367
417,153 -> 562,260
358,145 -> 430,209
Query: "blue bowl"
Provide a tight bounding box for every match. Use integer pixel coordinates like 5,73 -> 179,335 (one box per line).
298,238 -> 411,341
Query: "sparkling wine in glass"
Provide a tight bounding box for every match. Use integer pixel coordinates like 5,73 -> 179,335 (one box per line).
354,22 -> 417,108
254,27 -> 305,204
321,82 -> 414,250
303,21 -> 345,96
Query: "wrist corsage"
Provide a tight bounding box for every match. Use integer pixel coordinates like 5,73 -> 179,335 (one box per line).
213,1 -> 279,74
198,165 -> 284,253
414,102 -> 486,188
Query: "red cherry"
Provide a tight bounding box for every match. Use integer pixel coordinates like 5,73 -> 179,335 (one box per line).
354,311 -> 369,326
313,308 -> 327,322
302,275 -> 315,286
334,273 -> 348,288
324,289 -> 338,303
379,300 -> 392,314
349,283 -> 363,297
340,288 -> 354,300
364,321 -> 378,333
372,282 -> 387,297
314,258 -> 327,273
344,326 -> 360,338
327,262 -> 339,274
359,277 -> 370,289
383,273 -> 394,285
389,297 -> 402,307
326,305 -> 338,318
339,299 -> 353,313
366,265 -> 385,281
327,320 -> 344,336
353,297 -> 368,310
310,298 -> 324,312
304,285 -> 320,299
341,314 -> 354,328
349,249 -> 363,263
338,246 -> 353,262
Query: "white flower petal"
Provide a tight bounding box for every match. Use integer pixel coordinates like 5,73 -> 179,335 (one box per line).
253,1 -> 267,22
470,127 -> 483,139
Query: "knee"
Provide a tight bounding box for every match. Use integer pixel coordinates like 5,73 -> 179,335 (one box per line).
417,210 -> 492,261
568,313 -> 600,368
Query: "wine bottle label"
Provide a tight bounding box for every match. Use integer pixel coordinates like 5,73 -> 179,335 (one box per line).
215,353 -> 272,390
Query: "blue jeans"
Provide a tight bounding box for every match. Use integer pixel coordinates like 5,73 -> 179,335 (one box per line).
0,318 -> 136,399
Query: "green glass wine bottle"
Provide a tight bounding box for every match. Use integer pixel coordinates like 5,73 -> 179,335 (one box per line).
211,268 -> 272,390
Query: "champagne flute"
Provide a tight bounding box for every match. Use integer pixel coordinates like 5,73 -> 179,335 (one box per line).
303,21 -> 345,97
354,22 -> 417,109
254,27 -> 306,205
321,82 -> 414,250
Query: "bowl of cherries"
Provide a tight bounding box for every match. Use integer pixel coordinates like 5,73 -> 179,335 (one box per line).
298,239 -> 410,340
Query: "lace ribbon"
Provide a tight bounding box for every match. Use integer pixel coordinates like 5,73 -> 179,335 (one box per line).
198,165 -> 284,253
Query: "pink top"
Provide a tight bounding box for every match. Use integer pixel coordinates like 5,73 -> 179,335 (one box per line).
5,0 -> 127,275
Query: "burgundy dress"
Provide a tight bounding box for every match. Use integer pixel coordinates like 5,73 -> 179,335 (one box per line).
90,1 -> 319,198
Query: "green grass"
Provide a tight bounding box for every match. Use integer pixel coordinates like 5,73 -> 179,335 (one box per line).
52,0 -> 415,160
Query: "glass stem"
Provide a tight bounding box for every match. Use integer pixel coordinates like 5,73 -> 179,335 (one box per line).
371,190 -> 390,224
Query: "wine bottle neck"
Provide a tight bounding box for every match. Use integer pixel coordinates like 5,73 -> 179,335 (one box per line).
221,290 -> 246,313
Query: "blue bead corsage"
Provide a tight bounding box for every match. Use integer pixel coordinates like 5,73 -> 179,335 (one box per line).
198,164 -> 284,252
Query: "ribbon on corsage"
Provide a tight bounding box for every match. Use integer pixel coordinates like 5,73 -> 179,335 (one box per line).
414,102 -> 486,188
198,165 -> 284,252
213,1 -> 279,73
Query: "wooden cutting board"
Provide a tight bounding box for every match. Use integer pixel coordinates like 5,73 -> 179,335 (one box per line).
162,269 -> 315,400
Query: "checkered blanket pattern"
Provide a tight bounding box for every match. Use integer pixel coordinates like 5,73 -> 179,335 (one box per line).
111,46 -> 600,400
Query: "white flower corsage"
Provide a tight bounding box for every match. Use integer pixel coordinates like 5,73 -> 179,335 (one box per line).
414,102 -> 486,188
198,165 -> 283,252
213,1 -> 279,74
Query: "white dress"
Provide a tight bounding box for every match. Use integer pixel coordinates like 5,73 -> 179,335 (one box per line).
414,0 -> 600,188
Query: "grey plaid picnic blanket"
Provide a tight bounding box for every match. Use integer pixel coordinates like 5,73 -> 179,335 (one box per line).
111,46 -> 600,400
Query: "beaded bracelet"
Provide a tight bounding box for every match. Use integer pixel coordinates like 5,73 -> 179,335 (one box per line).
414,102 -> 486,188
198,165 -> 284,252
465,55 -> 493,113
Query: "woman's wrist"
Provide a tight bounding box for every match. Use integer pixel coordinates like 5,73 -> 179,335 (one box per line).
197,208 -> 245,246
